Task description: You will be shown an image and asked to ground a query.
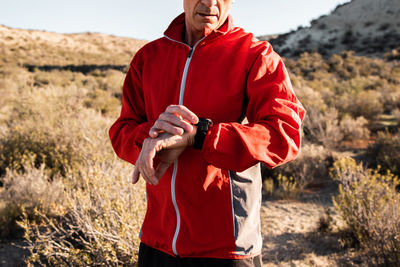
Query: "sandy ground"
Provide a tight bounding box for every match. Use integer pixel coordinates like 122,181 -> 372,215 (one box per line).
261,201 -> 339,266
260,184 -> 366,267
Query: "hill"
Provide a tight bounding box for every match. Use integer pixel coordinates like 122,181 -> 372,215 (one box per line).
0,25 -> 146,66
261,0 -> 400,58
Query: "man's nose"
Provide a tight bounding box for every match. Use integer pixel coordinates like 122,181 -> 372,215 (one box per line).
200,0 -> 217,7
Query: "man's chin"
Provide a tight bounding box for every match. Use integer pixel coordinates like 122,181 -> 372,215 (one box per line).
196,23 -> 217,35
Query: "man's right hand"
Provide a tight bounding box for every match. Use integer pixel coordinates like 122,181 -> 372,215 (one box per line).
149,105 -> 199,138
132,130 -> 196,185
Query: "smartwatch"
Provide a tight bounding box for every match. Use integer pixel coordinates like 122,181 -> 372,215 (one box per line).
193,118 -> 213,150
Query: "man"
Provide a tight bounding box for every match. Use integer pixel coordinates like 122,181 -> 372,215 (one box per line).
109,0 -> 305,266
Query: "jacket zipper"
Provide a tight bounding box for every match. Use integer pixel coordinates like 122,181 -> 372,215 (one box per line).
171,160 -> 180,256
171,45 -> 194,256
179,47 -> 194,105
165,35 -> 204,256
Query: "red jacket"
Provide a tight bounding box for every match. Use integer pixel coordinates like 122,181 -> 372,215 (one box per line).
109,14 -> 305,259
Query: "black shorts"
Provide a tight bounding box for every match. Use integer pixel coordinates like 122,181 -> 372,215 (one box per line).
138,242 -> 263,267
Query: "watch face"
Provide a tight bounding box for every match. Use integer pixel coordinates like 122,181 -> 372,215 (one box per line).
194,118 -> 212,149
198,118 -> 212,131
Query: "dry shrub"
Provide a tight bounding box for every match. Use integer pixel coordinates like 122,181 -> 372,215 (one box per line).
367,132 -> 400,176
32,69 -> 85,88
88,69 -> 125,94
334,86 -> 384,120
285,52 -> 330,80
263,174 -> 298,200
378,83 -> 400,114
29,69 -> 124,96
304,107 -> 344,149
19,159 -> 146,266
0,82 -> 120,176
0,86 -> 86,177
328,52 -> 359,80
331,157 -> 400,265
263,143 -> 333,191
316,209 -> 336,234
0,77 -> 146,264
339,115 -> 370,141
28,69 -> 123,116
303,105 -> 370,149
348,90 -> 384,120
303,106 -> 343,149
0,129 -> 78,177
295,84 -> 327,112
0,165 -> 65,238
0,66 -> 33,91
334,76 -> 369,95
84,88 -> 121,115
287,51 -> 400,126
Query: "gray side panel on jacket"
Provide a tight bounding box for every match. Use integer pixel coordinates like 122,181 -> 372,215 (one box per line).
229,164 -> 262,256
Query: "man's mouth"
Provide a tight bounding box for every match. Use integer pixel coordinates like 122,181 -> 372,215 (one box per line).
197,12 -> 218,18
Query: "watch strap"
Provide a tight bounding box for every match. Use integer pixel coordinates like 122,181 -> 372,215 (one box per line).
193,118 -> 213,150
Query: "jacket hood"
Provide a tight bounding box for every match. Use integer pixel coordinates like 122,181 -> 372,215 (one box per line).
164,12 -> 234,43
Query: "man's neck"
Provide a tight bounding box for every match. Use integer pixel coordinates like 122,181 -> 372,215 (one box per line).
184,26 -> 212,47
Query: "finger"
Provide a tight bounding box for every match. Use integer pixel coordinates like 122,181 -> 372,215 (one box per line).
149,126 -> 161,138
135,150 -> 156,186
142,146 -> 159,185
166,105 -> 199,124
138,164 -> 156,186
155,162 -> 172,180
159,113 -> 194,133
153,119 -> 185,136
137,160 -> 157,186
138,139 -> 159,185
132,167 -> 140,184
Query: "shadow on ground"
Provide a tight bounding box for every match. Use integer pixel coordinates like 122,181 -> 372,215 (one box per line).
262,231 -> 342,264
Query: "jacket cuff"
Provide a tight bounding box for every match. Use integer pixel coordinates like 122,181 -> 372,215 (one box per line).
134,120 -> 156,148
200,123 -> 242,170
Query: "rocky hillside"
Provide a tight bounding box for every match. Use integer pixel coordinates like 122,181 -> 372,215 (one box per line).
262,0 -> 400,58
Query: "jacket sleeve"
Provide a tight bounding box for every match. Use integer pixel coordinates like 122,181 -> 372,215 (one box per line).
201,45 -> 305,172
109,54 -> 155,165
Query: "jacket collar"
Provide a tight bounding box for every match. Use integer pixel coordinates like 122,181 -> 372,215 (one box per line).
164,13 -> 234,44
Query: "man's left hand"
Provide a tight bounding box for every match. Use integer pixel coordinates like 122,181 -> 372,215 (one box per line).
149,105 -> 199,138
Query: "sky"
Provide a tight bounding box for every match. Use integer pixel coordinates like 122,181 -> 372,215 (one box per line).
0,0 -> 350,41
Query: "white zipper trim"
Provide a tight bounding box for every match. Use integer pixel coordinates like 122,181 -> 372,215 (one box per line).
171,161 -> 180,255
164,35 -> 190,48
179,49 -> 193,106
166,34 -> 205,256
228,171 -> 236,239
